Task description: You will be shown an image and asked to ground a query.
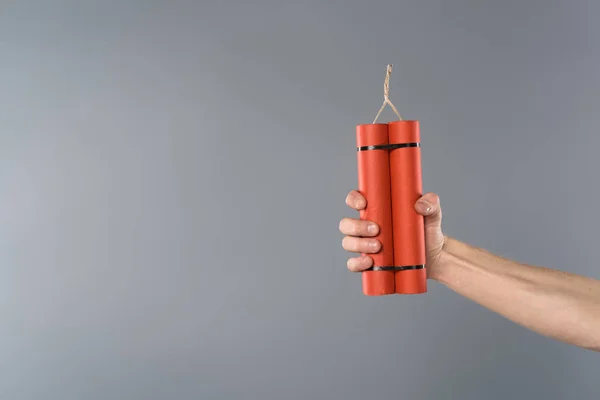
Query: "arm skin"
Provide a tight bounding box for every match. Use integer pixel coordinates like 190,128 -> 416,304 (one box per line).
339,190 -> 600,352
434,236 -> 600,351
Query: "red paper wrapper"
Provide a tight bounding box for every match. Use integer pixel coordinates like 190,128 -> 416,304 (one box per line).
388,120 -> 427,294
356,123 -> 395,295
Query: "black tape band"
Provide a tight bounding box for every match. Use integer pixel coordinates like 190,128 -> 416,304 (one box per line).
388,142 -> 420,150
357,142 -> 420,151
367,266 -> 396,271
366,265 -> 425,272
356,144 -> 390,151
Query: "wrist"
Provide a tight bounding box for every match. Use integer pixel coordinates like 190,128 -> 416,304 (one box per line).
427,235 -> 454,283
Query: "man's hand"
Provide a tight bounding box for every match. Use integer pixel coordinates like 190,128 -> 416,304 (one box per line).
339,190 -> 446,276
339,190 -> 600,351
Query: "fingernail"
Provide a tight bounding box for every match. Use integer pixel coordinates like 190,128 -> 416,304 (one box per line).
367,223 -> 378,234
370,240 -> 380,250
417,201 -> 432,213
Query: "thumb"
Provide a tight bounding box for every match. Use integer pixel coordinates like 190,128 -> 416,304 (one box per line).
415,193 -> 444,256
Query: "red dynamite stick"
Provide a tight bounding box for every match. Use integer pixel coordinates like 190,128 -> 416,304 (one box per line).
388,120 -> 427,294
356,123 -> 395,296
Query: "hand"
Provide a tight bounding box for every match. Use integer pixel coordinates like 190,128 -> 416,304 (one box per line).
339,190 -> 446,276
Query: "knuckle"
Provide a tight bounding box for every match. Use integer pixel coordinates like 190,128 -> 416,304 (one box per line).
348,221 -> 361,236
340,218 -> 354,235
347,258 -> 358,271
341,218 -> 363,236
342,236 -> 353,250
345,190 -> 357,205
428,192 -> 440,204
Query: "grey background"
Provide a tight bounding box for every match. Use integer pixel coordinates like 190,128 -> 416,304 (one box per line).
1,0 -> 599,399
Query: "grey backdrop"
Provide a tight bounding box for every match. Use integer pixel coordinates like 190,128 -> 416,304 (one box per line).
1,1 -> 599,399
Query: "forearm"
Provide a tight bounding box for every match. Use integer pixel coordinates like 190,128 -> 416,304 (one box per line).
430,236 -> 600,351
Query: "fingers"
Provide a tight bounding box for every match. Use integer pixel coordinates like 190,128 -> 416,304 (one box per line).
414,192 -> 442,228
345,190 -> 366,210
414,192 -> 445,257
342,190 -> 444,274
339,217 -> 379,237
342,236 -> 381,254
347,255 -> 373,272
342,191 -> 378,273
